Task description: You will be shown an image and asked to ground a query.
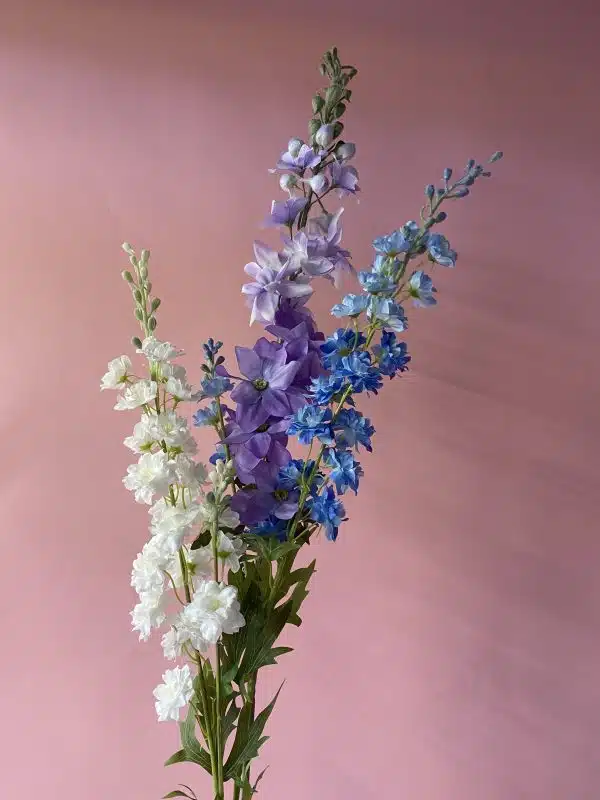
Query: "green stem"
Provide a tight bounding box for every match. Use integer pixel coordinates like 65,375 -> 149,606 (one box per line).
211,521 -> 225,799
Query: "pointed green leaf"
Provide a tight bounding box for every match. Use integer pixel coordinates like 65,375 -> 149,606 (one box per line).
179,704 -> 212,773
223,684 -> 284,779
164,749 -> 186,767
162,792 -> 191,799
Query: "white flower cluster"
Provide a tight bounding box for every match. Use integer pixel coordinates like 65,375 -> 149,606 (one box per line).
102,337 -> 246,722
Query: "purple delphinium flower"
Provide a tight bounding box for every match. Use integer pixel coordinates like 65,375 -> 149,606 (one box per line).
266,320 -> 324,392
242,240 -> 312,325
265,197 -> 308,228
230,486 -> 299,526
329,161 -> 360,197
271,143 -> 323,175
306,208 -> 353,287
281,231 -> 335,278
224,417 -> 291,489
230,338 -> 301,431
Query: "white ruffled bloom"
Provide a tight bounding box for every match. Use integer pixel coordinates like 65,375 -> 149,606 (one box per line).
138,337 -> 184,363
131,541 -> 166,595
188,546 -> 214,580
124,414 -> 157,453
214,532 -> 245,573
101,355 -> 132,390
161,627 -> 186,660
123,451 -> 175,504
131,587 -> 167,641
153,665 -> 193,722
165,376 -> 193,401
177,580 -> 245,651
174,455 -> 207,494
150,499 -> 202,542
114,380 -> 158,411
154,412 -> 197,454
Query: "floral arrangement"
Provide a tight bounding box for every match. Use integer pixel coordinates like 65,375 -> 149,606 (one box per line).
102,48 -> 502,800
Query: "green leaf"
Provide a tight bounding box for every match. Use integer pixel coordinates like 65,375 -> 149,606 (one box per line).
223,683 -> 284,780
162,792 -> 191,799
164,749 -> 186,767
178,705 -> 212,773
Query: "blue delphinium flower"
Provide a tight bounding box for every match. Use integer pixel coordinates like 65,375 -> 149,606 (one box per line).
425,233 -> 457,267
358,270 -> 396,294
249,515 -> 289,541
367,297 -> 407,332
320,328 -> 366,369
310,374 -> 346,405
288,405 -> 334,446
209,444 -> 227,464
334,351 -> 383,394
408,270 -> 437,307
334,408 -> 375,452
200,375 -> 233,398
323,448 -> 363,494
331,293 -> 369,318
373,331 -> 411,378
308,486 -> 346,541
372,221 -> 419,257
277,458 -> 316,490
193,400 -> 219,427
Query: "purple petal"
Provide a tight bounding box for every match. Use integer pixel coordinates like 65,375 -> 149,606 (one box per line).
279,281 -> 313,299
271,440 -> 292,467
235,347 -> 263,380
248,432 -> 272,459
244,262 -> 262,280
263,360 -> 300,390
252,291 -> 278,324
230,380 -> 260,406
261,389 -> 291,418
254,240 -> 282,271
241,281 -> 262,296
237,400 -> 270,431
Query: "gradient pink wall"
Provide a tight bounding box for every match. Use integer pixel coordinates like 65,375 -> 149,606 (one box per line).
1,1 -> 599,798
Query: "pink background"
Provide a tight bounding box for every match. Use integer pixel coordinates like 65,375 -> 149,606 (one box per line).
1,1 -> 599,798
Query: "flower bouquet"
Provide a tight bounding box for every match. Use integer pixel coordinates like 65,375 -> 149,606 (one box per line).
102,47 -> 502,800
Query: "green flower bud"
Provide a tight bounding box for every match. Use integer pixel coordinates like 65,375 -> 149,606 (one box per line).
308,118 -> 321,141
148,316 -> 157,331
132,336 -> 142,349
140,249 -> 150,264
139,264 -> 148,280
129,254 -> 138,268
312,94 -> 325,114
151,297 -> 161,311
121,270 -> 134,283
134,289 -> 142,302
122,242 -> 135,255
134,308 -> 144,321
146,281 -> 152,293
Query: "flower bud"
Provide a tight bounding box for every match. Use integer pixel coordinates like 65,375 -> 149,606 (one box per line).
280,174 -> 298,193
336,142 -> 356,162
435,211 -> 448,223
122,242 -> 135,255
309,173 -> 329,194
140,249 -> 150,265
287,138 -> 303,158
425,184 -> 435,198
489,150 -> 503,163
315,124 -> 335,148
122,270 -> 134,283
443,167 -> 452,182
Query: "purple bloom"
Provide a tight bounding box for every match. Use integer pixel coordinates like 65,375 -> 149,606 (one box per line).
266,320 -> 324,392
231,486 -> 299,526
282,231 -> 334,278
225,417 -> 291,489
265,197 -> 308,228
230,338 -> 301,431
242,240 -> 312,324
272,143 -> 323,175
329,161 -> 360,196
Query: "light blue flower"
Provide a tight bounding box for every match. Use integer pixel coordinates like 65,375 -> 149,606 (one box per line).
408,270 -> 437,307
331,293 -> 369,318
372,221 -> 419,256
358,270 -> 396,294
425,233 -> 457,267
367,297 -> 408,332
193,400 -> 219,427
201,375 -> 233,397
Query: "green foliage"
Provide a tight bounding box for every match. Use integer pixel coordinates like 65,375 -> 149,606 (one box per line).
223,684 -> 284,780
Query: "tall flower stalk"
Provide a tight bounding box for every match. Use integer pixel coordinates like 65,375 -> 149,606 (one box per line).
102,47 -> 502,800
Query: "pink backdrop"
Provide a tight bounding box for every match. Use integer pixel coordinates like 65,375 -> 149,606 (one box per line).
1,1 -> 599,798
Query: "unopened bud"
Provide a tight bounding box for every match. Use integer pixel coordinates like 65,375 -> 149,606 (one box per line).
489,150 -> 503,163
287,138 -> 303,158
139,264 -> 148,280
443,167 -> 453,182
309,173 -> 329,194
148,316 -> 157,331
315,123 -> 335,148
151,297 -> 161,311
134,289 -> 142,303
122,242 -> 135,255
140,249 -> 150,265
122,270 -> 134,283
336,141 -> 356,162
280,174 -> 298,192
425,184 -> 435,198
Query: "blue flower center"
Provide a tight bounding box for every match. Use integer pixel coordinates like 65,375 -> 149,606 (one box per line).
253,378 -> 269,391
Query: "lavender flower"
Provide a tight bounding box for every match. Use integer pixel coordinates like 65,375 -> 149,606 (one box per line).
224,418 -> 291,489
242,240 -> 312,324
329,161 -> 360,196
265,197 -> 308,227
230,339 -> 302,431
272,142 -> 322,175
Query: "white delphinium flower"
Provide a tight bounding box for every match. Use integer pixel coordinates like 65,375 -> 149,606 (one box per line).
114,379 -> 158,411
214,532 -> 245,573
123,451 -> 175,504
187,546 -> 214,580
153,665 -> 193,722
174,455 -> 208,495
124,414 -> 157,454
131,539 -> 168,595
198,498 -> 240,531
160,362 -> 188,383
153,411 -> 197,455
165,376 -> 193,401
138,337 -> 184,363
150,498 -> 202,542
101,355 -> 132,390
177,580 -> 245,651
161,627 -> 187,661
208,459 -> 235,494
131,587 -> 167,641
